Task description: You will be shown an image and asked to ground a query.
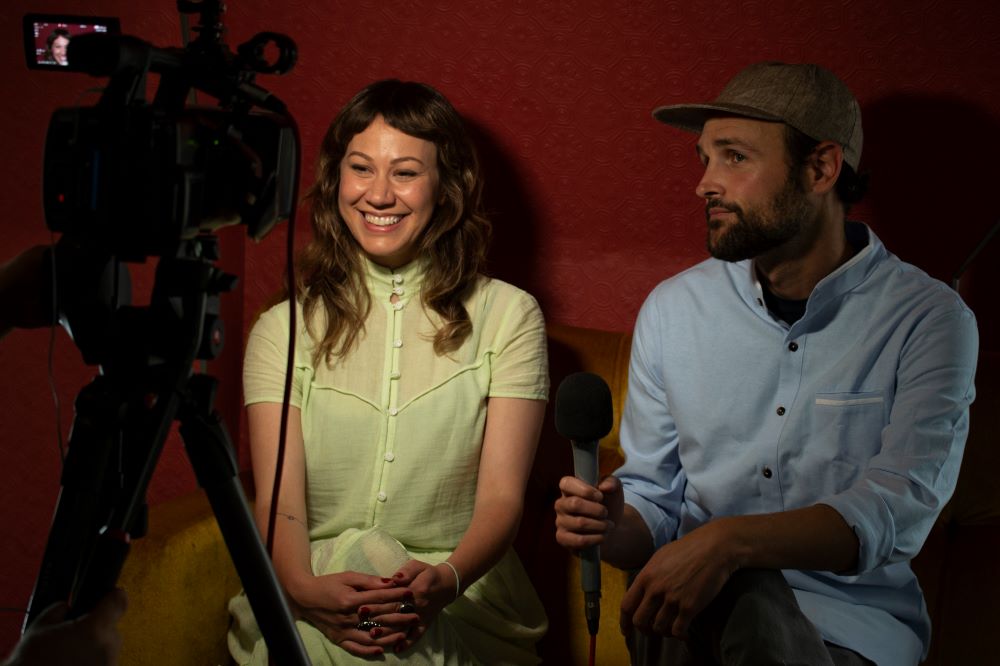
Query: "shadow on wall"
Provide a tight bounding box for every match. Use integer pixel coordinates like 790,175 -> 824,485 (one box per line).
862,93 -> 999,350
465,119 -> 546,308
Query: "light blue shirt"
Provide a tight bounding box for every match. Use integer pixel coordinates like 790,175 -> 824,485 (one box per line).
616,223 -> 978,666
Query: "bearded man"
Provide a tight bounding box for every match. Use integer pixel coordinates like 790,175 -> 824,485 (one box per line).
554,62 -> 978,666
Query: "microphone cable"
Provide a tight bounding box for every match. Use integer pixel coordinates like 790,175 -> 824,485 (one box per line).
264,112 -> 300,558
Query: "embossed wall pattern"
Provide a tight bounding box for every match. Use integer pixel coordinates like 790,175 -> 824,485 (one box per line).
1,0 -> 998,653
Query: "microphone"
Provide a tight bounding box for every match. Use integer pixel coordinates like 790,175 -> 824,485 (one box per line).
555,372 -> 613,637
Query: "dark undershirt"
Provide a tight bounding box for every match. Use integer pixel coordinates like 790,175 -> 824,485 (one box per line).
762,284 -> 808,325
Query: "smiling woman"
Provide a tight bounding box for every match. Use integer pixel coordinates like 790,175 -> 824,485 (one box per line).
338,117 -> 441,270
227,80 -> 550,665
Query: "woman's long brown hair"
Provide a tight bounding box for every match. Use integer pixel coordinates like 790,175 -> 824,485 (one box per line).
297,80 -> 491,365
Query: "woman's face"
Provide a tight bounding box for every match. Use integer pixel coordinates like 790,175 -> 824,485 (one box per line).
338,116 -> 440,269
52,35 -> 70,65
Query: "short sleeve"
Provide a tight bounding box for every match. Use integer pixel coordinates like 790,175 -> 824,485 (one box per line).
243,301 -> 304,407
488,290 -> 549,401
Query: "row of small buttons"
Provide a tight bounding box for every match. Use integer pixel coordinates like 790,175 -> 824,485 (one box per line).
376,273 -> 407,506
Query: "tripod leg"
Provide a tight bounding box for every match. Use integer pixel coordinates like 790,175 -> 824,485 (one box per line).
180,374 -> 309,666
24,376 -> 122,629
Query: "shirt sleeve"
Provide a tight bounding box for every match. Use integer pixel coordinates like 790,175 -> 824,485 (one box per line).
243,301 -> 304,407
615,290 -> 687,550
488,289 -> 549,401
820,304 -> 979,574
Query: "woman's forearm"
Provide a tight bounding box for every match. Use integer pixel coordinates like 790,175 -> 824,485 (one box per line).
446,495 -> 524,593
443,397 -> 545,593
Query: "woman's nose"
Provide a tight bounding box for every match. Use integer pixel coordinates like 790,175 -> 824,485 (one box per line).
366,174 -> 394,207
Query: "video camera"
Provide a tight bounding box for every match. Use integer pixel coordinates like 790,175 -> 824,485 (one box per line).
23,3 -> 298,260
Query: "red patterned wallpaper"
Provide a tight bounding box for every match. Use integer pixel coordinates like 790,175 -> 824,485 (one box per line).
1,0 -> 999,653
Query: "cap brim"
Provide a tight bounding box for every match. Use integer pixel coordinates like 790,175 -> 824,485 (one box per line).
652,102 -> 785,132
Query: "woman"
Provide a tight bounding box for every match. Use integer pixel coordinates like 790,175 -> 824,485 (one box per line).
228,80 -> 549,664
44,29 -> 71,66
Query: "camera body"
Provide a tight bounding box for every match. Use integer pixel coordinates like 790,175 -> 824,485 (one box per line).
44,104 -> 297,261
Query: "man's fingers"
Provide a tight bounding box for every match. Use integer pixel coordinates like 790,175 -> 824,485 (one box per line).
558,475 -> 604,501
89,588 -> 128,624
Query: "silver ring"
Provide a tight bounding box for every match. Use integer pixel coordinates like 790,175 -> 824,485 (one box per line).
357,619 -> 382,631
398,602 -> 416,614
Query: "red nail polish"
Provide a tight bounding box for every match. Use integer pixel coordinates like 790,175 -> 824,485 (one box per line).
370,628 -> 382,638
394,572 -> 405,579
359,606 -> 370,616
381,577 -> 393,583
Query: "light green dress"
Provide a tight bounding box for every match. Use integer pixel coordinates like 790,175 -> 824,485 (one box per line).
228,258 -> 549,665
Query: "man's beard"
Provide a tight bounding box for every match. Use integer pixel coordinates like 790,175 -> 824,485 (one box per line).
706,173 -> 813,262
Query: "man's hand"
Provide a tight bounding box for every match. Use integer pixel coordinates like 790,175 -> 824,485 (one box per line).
554,475 -> 624,551
620,520 -> 738,640
5,588 -> 127,666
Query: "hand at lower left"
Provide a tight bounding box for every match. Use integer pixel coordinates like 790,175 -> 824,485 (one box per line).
5,588 -> 128,666
620,520 -> 738,640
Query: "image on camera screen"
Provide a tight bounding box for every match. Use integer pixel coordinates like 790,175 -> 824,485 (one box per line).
24,14 -> 121,70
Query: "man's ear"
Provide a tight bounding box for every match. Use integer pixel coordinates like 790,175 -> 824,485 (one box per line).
806,141 -> 844,195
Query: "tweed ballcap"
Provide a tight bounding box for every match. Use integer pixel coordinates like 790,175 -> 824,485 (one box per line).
652,62 -> 863,170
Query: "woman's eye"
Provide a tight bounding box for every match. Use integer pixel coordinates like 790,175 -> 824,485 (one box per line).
349,163 -> 371,174
395,170 -> 418,179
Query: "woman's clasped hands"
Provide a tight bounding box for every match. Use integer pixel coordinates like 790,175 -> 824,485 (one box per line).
289,559 -> 459,657
287,570 -> 419,657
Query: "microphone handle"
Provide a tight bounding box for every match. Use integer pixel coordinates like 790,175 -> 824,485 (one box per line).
571,439 -> 601,635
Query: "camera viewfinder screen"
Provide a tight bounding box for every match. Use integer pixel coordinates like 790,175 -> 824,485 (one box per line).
24,14 -> 121,70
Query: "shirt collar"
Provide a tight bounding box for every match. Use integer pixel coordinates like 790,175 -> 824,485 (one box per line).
804,221 -> 886,315
730,222 -> 887,331
363,254 -> 429,300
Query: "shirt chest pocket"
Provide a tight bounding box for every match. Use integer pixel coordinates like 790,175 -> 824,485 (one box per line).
813,391 -> 887,463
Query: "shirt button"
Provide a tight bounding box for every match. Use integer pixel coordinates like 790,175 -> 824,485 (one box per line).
393,302 -> 404,311
762,466 -> 773,479
392,286 -> 404,296
384,452 -> 395,462
390,371 -> 401,379
393,339 -> 403,348
392,274 -> 403,284
377,492 -> 387,502
788,342 -> 798,352
389,407 -> 398,416
776,406 -> 786,416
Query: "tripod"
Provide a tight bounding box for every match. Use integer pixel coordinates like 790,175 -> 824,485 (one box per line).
24,235 -> 309,664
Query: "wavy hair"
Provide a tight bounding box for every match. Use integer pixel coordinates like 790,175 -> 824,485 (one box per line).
298,80 -> 491,365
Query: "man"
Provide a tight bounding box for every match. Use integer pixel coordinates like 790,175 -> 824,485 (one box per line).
554,62 -> 978,665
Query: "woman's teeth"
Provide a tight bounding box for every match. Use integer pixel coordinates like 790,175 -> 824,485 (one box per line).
364,213 -> 401,227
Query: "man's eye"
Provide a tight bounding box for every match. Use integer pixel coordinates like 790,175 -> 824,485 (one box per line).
730,152 -> 747,163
